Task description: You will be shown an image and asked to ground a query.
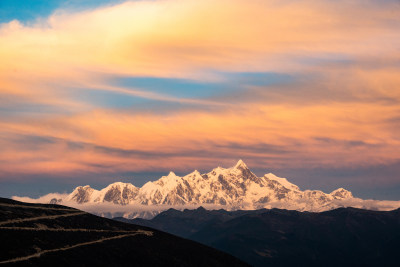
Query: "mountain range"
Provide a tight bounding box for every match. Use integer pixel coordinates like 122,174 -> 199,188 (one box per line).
116,207 -> 400,266
13,160 -> 400,219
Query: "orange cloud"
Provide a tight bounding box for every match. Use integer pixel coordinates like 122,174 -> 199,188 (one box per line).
0,98 -> 399,178
0,0 -> 399,180
1,0 -> 399,81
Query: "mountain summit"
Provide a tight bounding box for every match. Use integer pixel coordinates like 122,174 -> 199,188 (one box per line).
59,160 -> 355,218
234,159 -> 248,169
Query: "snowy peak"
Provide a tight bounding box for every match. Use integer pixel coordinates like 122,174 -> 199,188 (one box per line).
97,182 -> 139,205
186,170 -> 201,178
63,161 -> 355,213
330,188 -> 353,199
167,171 -> 177,177
234,159 -> 248,170
264,173 -> 300,191
66,185 -> 97,204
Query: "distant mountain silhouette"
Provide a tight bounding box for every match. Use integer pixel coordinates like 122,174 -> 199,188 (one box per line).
0,198 -> 247,266
116,207 -> 400,266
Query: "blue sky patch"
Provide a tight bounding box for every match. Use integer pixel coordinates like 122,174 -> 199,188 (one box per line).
0,0 -> 124,23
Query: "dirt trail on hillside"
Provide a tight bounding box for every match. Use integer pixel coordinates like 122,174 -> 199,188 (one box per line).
0,226 -> 149,233
0,230 -> 153,265
0,203 -> 74,211
0,211 -> 86,226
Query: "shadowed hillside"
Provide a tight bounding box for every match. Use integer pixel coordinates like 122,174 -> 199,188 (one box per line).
117,207 -> 400,266
0,198 -> 247,266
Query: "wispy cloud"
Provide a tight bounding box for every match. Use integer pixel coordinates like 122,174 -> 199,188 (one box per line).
0,0 -> 399,192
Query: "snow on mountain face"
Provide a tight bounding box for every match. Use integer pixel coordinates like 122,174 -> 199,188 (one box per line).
63,160 -> 354,214
330,188 -> 354,199
97,182 -> 139,205
66,185 -> 96,204
66,182 -> 139,205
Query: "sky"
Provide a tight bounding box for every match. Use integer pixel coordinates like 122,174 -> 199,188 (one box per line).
0,0 -> 399,200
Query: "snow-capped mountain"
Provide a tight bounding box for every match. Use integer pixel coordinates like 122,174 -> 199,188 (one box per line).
49,160 -> 358,217
14,160 -> 400,218
66,182 -> 139,205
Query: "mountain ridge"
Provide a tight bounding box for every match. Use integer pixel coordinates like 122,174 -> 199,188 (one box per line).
66,160 -> 352,208
13,160 -> 400,219
115,206 -> 400,266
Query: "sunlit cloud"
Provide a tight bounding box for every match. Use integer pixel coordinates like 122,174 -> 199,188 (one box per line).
0,0 -> 399,192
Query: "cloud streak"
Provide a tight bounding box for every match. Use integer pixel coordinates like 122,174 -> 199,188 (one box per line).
0,0 -> 399,195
